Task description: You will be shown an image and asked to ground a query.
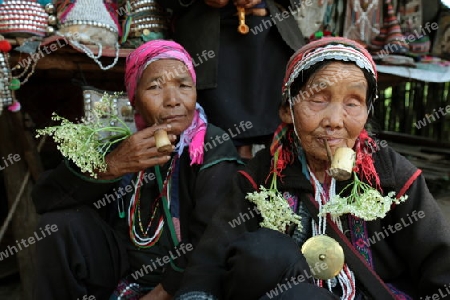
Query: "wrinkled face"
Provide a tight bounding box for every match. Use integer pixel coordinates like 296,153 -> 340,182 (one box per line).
280,62 -> 369,163
135,59 -> 197,135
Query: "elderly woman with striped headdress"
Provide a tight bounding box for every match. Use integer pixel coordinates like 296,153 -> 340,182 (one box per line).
174,37 -> 450,300
31,40 -> 243,300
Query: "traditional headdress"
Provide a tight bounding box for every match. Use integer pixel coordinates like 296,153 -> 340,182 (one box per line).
125,40 -> 206,165
272,37 -> 382,188
282,37 -> 378,113
56,0 -> 121,70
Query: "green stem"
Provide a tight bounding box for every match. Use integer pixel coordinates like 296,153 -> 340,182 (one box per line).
84,130 -> 100,150
92,126 -> 130,135
337,172 -> 358,198
100,135 -> 129,157
349,172 -> 361,203
84,126 -> 130,150
270,149 -> 279,191
98,133 -> 128,143
111,116 -> 132,135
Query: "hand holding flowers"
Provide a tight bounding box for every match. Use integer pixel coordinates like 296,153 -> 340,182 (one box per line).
36,93 -> 133,178
36,92 -> 176,179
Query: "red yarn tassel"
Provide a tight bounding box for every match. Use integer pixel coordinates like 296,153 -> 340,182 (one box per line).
0,40 -> 12,53
354,130 -> 382,191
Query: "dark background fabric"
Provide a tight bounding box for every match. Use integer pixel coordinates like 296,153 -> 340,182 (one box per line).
196,7 -> 292,140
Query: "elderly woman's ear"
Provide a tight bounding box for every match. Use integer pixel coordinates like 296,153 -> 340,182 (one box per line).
279,104 -> 293,124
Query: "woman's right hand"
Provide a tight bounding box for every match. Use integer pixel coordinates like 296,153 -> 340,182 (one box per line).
97,124 -> 176,180
204,0 -> 230,8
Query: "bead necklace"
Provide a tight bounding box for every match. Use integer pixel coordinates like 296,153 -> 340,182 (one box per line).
128,170 -> 163,248
136,189 -> 161,236
309,170 -> 356,299
128,156 -> 177,248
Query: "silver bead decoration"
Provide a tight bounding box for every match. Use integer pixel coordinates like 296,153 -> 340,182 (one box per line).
48,15 -> 57,25
45,3 -> 55,14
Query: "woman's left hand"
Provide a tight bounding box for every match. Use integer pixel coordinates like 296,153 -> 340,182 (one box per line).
139,284 -> 172,300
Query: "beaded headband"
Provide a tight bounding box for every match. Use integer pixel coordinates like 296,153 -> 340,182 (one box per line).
282,37 -> 378,112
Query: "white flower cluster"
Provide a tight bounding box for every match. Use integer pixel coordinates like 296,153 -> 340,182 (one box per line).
321,190 -> 408,221
246,186 -> 302,233
36,93 -> 132,178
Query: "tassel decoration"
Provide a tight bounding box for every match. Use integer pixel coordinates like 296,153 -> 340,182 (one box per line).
8,101 -> 21,112
0,40 -> 12,52
353,130 -> 382,191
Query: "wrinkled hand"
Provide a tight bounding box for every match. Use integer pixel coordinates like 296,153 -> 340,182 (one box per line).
139,284 -> 172,300
97,124 -> 176,180
204,0 -> 229,8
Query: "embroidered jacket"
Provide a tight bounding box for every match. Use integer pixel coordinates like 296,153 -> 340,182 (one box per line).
32,124 -> 243,295
175,145 -> 450,299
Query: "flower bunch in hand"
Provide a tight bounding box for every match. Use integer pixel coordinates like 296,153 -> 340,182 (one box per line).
245,150 -> 302,233
36,92 -> 133,178
320,172 -> 408,221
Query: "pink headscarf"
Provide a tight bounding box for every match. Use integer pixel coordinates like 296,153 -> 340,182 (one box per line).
124,40 -> 206,165
125,39 -> 196,105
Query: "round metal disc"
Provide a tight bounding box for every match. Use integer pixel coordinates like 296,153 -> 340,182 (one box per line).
301,235 -> 345,280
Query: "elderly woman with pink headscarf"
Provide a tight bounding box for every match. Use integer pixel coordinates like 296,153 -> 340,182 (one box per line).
31,40 -> 242,300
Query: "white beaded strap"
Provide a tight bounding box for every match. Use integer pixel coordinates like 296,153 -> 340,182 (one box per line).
117,282 -> 140,300
69,40 -> 120,71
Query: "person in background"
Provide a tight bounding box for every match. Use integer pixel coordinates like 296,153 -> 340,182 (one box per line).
162,0 -> 305,160
31,40 -> 242,300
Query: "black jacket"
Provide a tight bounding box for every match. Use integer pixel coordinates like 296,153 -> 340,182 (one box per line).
175,145 -> 450,299
32,124 -> 244,295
